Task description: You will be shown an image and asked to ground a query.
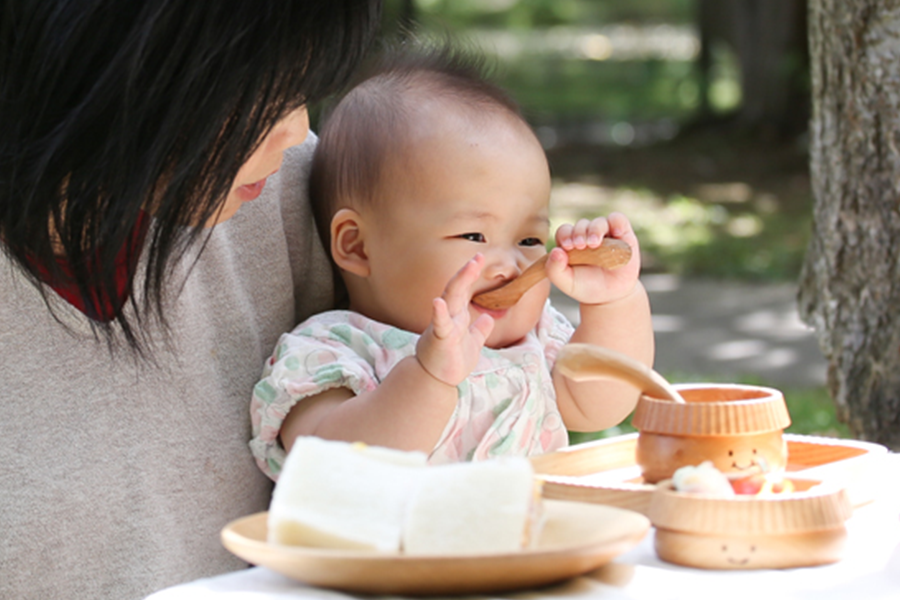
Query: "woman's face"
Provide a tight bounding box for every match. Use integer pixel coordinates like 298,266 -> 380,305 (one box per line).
206,106 -> 310,227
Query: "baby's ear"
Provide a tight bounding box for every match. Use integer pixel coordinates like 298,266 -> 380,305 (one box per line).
331,208 -> 370,277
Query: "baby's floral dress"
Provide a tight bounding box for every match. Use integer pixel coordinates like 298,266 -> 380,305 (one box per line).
250,301 -> 574,479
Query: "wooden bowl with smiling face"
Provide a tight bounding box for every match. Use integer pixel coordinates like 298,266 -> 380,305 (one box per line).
632,384 -> 792,484
648,478 -> 852,570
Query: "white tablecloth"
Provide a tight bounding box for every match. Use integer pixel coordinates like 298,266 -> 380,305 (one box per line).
147,455 -> 900,600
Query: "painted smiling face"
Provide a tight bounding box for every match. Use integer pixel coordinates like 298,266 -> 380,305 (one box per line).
654,529 -> 847,570
637,431 -> 789,484
706,432 -> 787,475
654,532 -> 767,569
722,541 -> 754,566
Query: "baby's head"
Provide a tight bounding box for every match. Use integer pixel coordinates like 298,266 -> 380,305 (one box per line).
311,44 -> 552,349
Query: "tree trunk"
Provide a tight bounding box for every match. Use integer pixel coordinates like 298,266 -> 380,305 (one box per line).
798,0 -> 900,448
697,0 -> 809,137
731,0 -> 809,134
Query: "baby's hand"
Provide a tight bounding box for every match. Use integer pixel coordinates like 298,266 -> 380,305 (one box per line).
547,213 -> 641,305
416,255 -> 495,387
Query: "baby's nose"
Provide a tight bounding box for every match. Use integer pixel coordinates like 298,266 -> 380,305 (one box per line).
482,250 -> 523,281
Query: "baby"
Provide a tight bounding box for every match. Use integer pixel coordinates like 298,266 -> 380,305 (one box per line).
250,46 -> 654,477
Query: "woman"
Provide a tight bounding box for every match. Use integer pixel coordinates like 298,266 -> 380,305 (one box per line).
0,2 -> 381,598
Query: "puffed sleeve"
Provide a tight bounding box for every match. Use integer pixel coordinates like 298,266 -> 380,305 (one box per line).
536,301 -> 576,369
249,311 -> 413,479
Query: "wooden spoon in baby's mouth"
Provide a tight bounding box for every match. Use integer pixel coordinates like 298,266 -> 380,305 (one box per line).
471,238 -> 632,311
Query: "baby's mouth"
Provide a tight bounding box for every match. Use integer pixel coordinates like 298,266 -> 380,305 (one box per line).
471,301 -> 508,319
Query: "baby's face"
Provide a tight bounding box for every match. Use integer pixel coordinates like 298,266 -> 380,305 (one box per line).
356,107 -> 552,348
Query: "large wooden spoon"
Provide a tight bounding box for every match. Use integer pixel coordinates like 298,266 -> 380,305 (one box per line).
555,343 -> 686,403
472,238 -> 632,311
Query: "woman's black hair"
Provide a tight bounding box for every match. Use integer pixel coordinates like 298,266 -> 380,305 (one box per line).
0,0 -> 382,351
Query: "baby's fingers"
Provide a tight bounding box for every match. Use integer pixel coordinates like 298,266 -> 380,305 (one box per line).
607,212 -> 638,243
443,254 -> 485,313
585,218 -> 612,247
430,298 -> 453,340
545,246 -> 573,284
469,313 -> 494,345
557,218 -> 611,250
555,223 -> 575,250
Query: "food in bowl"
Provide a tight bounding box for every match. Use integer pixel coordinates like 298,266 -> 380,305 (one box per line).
672,461 -> 735,496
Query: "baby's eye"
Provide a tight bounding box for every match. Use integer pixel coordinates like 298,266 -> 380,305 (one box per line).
519,237 -> 544,247
458,233 -> 485,243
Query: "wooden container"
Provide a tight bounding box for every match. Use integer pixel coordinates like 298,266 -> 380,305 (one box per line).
648,479 -> 852,569
529,433 -> 887,515
633,383 -> 791,483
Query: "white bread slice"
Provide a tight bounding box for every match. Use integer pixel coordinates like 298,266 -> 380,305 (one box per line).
267,437 -> 427,551
402,457 -> 539,555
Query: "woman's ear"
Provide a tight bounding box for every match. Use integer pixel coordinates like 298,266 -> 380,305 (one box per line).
331,208 -> 370,277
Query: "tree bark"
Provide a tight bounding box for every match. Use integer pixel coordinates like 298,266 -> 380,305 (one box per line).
799,0 -> 900,448
697,0 -> 809,137
730,0 -> 809,133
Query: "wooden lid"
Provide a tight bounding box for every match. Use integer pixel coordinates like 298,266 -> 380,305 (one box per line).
632,383 -> 791,436
648,479 -> 852,535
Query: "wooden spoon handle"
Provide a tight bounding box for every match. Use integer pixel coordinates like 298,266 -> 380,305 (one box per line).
565,238 -> 633,269
555,343 -> 686,403
472,238 -> 632,310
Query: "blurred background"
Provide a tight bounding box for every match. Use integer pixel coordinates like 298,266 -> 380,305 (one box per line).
369,0 -> 842,439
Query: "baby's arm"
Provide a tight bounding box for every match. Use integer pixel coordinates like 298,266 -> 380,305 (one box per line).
280,255 -> 493,455
547,213 -> 654,432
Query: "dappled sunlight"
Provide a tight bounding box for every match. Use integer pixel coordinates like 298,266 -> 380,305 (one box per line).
551,272 -> 826,389
757,348 -> 801,369
549,176 -> 809,280
725,214 -> 764,237
641,273 -> 681,292
695,182 -> 754,204
466,24 -> 699,62
550,179 -> 730,242
735,309 -> 814,340
706,342 -> 805,373
707,339 -> 768,361
651,314 -> 685,333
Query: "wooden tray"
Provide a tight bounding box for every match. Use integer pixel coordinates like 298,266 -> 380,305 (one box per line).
530,433 -> 887,516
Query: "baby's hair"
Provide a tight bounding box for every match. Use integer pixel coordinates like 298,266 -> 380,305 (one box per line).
310,42 -> 528,247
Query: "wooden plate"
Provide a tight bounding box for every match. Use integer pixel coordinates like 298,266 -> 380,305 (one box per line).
530,433 -> 888,515
220,499 -> 650,595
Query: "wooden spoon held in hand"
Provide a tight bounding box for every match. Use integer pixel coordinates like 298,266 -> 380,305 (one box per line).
472,238 -> 632,311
